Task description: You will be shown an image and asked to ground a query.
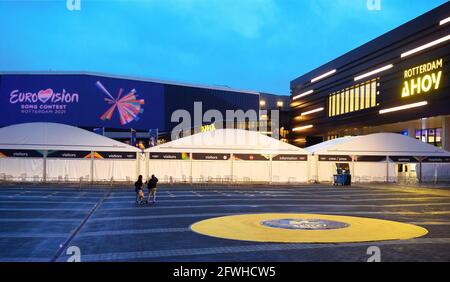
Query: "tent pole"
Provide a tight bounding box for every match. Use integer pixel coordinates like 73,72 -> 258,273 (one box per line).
190,153 -> 193,186
386,156 -> 389,183
145,152 -> 149,181
90,150 -> 94,183
351,156 -> 355,185
313,155 -> 318,183
306,154 -> 310,183
434,163 -> 438,184
269,154 -> 273,185
136,152 -> 140,182
231,153 -> 234,184
43,150 -> 47,183
419,160 -> 422,184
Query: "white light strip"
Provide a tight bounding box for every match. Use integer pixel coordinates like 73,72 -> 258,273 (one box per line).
400,34 -> 450,58
311,69 -> 337,83
301,107 -> 324,116
354,64 -> 393,81
379,101 -> 427,114
292,90 -> 313,100
440,17 -> 450,25
292,124 -> 313,131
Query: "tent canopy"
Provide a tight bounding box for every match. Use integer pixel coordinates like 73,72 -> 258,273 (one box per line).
306,133 -> 450,157
305,136 -> 353,154
0,122 -> 141,152
146,129 -> 310,155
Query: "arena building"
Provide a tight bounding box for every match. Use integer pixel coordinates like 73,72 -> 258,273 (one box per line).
0,71 -> 289,147
290,2 -> 450,152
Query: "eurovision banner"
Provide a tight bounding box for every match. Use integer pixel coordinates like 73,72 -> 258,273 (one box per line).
0,74 -> 165,131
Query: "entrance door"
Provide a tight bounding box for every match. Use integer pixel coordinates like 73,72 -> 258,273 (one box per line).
397,163 -> 417,184
336,163 -> 350,174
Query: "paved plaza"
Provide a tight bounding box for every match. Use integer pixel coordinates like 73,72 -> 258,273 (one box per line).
0,184 -> 449,262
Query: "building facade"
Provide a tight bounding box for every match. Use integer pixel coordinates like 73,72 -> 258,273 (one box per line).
290,2 -> 450,151
0,72 -> 289,147
259,93 -> 291,142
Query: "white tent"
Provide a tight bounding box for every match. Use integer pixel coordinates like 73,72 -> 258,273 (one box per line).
145,129 -> 311,183
306,133 -> 450,183
0,122 -> 142,182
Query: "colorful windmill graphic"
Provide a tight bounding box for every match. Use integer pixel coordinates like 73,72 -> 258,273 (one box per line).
96,81 -> 145,125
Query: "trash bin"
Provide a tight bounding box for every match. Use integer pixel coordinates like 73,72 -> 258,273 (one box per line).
333,174 -> 351,186
344,174 -> 351,186
333,174 -> 344,185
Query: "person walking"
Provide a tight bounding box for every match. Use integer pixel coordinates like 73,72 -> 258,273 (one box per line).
147,174 -> 159,204
134,175 -> 145,204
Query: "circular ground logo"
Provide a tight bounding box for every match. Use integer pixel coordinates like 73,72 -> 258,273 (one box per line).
261,218 -> 350,230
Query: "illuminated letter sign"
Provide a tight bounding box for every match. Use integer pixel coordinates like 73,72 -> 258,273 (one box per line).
402,59 -> 443,97
200,123 -> 216,133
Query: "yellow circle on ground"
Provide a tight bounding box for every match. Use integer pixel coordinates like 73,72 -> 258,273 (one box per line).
190,213 -> 428,243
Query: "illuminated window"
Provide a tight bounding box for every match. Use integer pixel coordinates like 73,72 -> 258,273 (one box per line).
415,128 -> 442,147
354,86 -> 360,111
365,83 -> 371,109
436,128 -> 442,143
327,78 -> 379,117
360,84 -> 365,110
336,92 -> 340,115
428,129 -> 435,143
345,89 -> 349,113
349,88 -> 354,112
331,95 -> 334,116
371,79 -> 377,107
328,96 -> 332,116
421,130 -> 427,142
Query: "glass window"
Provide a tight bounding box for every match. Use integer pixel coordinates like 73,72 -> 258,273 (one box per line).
331,95 -> 336,116
436,128 -> 442,142
415,129 -> 421,140
421,129 -> 427,143
371,80 -> 377,107
328,96 -> 332,116
349,88 -> 354,112
327,78 -> 378,117
428,129 -> 435,143
365,83 -> 371,108
345,89 -> 349,113
360,84 -> 365,110
414,127 -> 442,147
335,92 -> 341,115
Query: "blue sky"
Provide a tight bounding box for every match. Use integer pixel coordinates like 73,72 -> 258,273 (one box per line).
0,0 -> 447,95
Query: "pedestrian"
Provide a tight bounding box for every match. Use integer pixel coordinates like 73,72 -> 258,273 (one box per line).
147,174 -> 159,204
134,175 -> 145,204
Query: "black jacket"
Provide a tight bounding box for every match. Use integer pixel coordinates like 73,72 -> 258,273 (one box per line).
147,177 -> 159,189
134,181 -> 143,193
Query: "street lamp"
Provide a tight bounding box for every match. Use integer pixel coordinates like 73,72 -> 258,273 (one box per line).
260,100 -> 266,108
277,101 -> 284,109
